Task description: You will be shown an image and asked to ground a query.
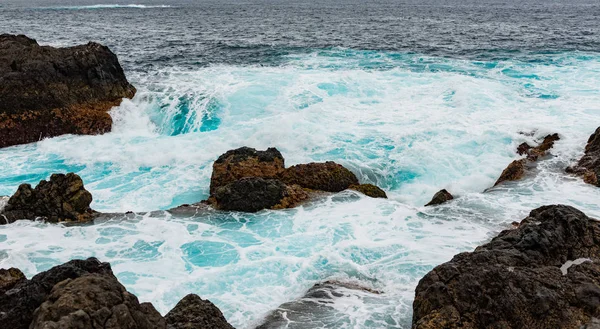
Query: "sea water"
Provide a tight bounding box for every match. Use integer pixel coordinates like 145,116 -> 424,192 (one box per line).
1,1 -> 600,328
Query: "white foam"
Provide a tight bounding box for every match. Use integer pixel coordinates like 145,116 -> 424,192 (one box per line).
560,258 -> 592,275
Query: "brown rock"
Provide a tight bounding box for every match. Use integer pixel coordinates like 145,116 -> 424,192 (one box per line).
567,127 -> 600,187
209,147 -> 285,194
279,161 -> 359,192
494,159 -> 527,186
424,189 -> 454,206
1,173 -> 94,224
349,184 -> 387,198
165,294 -> 234,329
0,34 -> 136,148
0,268 -> 25,294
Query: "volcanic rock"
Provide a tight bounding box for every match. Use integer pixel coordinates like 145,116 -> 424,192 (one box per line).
279,161 -> 359,192
0,34 -> 136,148
567,127 -> 600,186
0,268 -> 26,294
209,147 -> 285,194
165,294 -> 234,329
1,173 -> 94,224
412,205 -> 600,329
424,189 -> 454,206
349,184 -> 388,198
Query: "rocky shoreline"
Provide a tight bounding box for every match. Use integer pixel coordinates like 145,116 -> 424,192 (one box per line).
1,33 -> 600,329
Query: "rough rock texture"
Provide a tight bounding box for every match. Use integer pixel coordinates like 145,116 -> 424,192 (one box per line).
0,34 -> 136,148
279,161 -> 359,192
0,268 -> 25,294
1,258 -> 235,329
210,147 -> 285,194
0,258 -> 112,329
425,189 -> 454,206
412,205 -> 600,329
1,173 -> 94,224
165,294 -> 234,329
213,177 -> 289,212
349,184 -> 388,198
30,273 -> 165,329
567,127 -> 600,186
257,281 -> 381,329
495,133 -> 560,186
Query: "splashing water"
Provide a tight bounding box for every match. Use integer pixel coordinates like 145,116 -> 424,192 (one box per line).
1,50 -> 600,328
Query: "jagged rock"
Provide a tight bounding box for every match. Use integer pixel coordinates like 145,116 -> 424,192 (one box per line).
0,258 -> 112,329
349,184 -> 387,198
567,127 -> 600,187
424,189 -> 454,206
0,268 -> 25,294
0,34 -> 136,148
210,147 -> 285,194
165,294 -> 234,329
257,280 -> 381,329
279,161 -> 359,192
213,177 -> 296,212
1,173 -> 94,224
495,133 -> 560,186
29,273 -> 165,329
412,205 -> 600,329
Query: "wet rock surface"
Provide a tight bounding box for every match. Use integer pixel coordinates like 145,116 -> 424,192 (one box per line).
212,177 -> 288,212
412,205 -> 600,329
0,258 -> 235,329
0,34 -> 136,148
495,133 -> 560,186
349,184 -> 388,198
424,189 -> 454,206
165,294 -> 234,329
1,173 -> 94,224
257,281 -> 382,329
567,127 -> 600,186
279,161 -> 359,192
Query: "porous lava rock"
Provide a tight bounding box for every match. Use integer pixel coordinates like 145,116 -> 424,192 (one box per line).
165,294 -> 234,329
349,184 -> 388,198
567,127 -> 600,186
278,161 -> 359,192
424,189 -> 454,206
412,205 -> 600,329
0,34 -> 136,148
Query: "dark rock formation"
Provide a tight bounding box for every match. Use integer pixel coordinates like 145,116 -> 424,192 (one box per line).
412,205 -> 600,329
165,294 -> 234,329
1,173 -> 94,224
30,273 -> 165,329
279,161 -> 359,192
257,280 -> 381,329
424,189 -> 454,206
495,133 -> 560,186
0,34 -> 136,148
567,127 -> 600,186
0,268 -> 25,294
1,258 -> 235,329
212,177 -> 288,212
0,258 -> 112,329
349,184 -> 388,198
210,147 -> 285,194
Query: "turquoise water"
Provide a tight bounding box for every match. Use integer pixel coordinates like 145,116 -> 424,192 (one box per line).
1,50 -> 600,328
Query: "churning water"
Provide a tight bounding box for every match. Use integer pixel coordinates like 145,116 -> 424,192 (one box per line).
1,0 -> 600,328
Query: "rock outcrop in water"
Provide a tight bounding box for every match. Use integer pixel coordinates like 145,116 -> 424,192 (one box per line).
206,147 -> 386,212
412,204 -> 600,329
494,133 -> 560,186
0,258 -> 234,329
0,34 -> 136,148
1,173 -> 94,224
424,189 -> 454,206
567,127 -> 600,186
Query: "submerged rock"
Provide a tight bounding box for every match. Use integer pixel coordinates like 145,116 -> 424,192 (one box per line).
494,133 -> 560,186
279,161 -> 359,192
424,189 -> 454,206
349,184 -> 388,198
0,34 -> 136,148
1,173 -> 94,224
567,127 -> 600,186
210,147 -> 285,194
412,205 -> 600,329
165,294 -> 234,329
257,280 -> 382,329
0,258 -> 235,329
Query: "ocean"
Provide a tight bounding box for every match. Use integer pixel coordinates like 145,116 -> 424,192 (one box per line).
1,0 -> 599,327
